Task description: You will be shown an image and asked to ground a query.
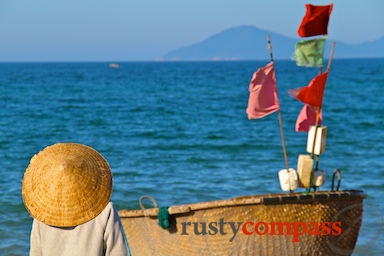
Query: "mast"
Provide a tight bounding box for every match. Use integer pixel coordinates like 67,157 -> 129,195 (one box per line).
311,41 -> 336,163
267,34 -> 290,173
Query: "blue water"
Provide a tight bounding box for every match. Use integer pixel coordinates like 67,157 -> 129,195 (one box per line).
0,59 -> 383,255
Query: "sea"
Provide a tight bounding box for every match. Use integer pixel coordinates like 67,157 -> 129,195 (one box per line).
0,59 -> 383,255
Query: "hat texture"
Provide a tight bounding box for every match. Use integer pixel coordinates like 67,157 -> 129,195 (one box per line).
22,143 -> 113,227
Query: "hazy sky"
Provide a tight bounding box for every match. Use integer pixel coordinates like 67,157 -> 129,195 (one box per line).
1,0 -> 383,62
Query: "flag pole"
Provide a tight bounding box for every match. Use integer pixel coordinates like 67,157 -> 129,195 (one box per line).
311,41 -> 336,174
326,42 -> 336,72
267,34 -> 290,173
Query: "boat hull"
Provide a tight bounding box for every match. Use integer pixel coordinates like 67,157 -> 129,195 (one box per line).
119,190 -> 366,256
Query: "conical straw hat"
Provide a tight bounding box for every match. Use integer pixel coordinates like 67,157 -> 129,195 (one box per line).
22,143 -> 113,227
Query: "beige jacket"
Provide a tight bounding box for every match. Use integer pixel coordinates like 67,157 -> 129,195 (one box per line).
30,202 -> 129,256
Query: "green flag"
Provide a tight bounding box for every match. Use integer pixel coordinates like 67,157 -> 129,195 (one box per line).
293,37 -> 326,67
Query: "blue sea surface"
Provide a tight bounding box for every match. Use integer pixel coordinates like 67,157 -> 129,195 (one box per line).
0,59 -> 383,255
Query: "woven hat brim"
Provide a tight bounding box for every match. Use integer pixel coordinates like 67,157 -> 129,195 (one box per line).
22,143 -> 113,227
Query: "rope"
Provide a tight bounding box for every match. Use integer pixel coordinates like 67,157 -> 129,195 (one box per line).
303,173 -> 315,196
332,169 -> 342,191
158,207 -> 170,229
138,196 -> 170,229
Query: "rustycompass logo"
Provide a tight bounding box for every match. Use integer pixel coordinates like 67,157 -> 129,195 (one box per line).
180,219 -> 342,242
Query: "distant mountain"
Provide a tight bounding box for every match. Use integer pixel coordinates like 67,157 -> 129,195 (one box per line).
160,25 -> 384,61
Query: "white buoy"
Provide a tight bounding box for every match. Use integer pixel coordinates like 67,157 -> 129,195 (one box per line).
306,126 -> 327,155
278,168 -> 299,191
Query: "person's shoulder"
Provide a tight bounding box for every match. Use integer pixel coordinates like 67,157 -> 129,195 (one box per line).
105,201 -> 114,209
96,202 -> 117,220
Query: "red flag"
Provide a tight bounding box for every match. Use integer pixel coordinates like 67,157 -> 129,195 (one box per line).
290,72 -> 329,108
246,62 -> 280,119
298,4 -> 333,37
296,104 -> 322,132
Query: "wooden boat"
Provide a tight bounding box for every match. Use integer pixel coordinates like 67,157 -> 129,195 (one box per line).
118,5 -> 367,255
119,189 -> 366,256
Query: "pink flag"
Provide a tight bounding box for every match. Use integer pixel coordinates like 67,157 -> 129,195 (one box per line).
246,62 -> 280,119
296,104 -> 322,132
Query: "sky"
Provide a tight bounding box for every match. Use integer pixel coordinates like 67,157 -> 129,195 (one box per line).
1,0 -> 383,62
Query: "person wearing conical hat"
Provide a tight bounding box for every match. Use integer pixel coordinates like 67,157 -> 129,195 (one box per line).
22,143 -> 130,256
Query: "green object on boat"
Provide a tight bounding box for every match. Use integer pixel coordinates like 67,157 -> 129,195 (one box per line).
158,207 -> 170,229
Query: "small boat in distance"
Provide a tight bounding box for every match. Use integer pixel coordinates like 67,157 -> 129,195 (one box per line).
109,63 -> 119,68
